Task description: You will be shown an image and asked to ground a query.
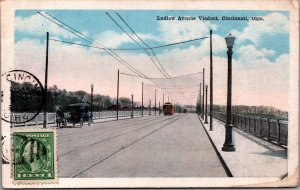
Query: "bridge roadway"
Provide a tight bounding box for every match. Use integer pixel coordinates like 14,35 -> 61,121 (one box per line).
57,113 -> 228,177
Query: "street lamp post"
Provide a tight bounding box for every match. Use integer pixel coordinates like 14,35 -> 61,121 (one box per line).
204,85 -> 208,124
90,83 -> 94,122
222,34 -> 236,152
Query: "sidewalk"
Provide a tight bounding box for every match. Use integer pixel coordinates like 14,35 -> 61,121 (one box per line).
199,115 -> 287,178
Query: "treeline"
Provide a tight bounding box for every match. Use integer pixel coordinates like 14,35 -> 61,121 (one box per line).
212,104 -> 288,120
11,83 -> 140,112
196,101 -> 288,120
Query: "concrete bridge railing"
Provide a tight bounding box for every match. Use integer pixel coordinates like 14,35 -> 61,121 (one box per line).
212,112 -> 288,146
10,110 -> 160,127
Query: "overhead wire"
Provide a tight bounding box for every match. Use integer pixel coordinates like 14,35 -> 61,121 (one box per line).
106,12 -> 169,78
120,71 -> 202,79
39,11 -> 148,78
39,11 -> 206,103
115,12 -> 170,78
49,38 -> 105,49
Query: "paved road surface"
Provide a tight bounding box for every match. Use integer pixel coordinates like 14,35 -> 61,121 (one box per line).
57,113 -> 227,177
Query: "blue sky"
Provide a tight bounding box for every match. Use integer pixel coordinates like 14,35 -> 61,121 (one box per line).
14,10 -> 290,110
15,10 -> 289,60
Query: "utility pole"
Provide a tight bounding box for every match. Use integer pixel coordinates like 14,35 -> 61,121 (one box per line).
117,69 -> 119,120
142,82 -> 144,117
155,89 -> 157,115
199,83 -> 202,115
149,99 -> 151,116
43,32 -> 49,129
159,102 -> 161,115
210,29 -> 213,131
205,85 -> 208,124
131,94 -> 133,118
91,84 -> 94,122
202,68 -> 205,119
163,93 -> 164,105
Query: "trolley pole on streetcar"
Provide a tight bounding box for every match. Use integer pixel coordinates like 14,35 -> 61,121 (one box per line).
142,82 -> 144,117
209,30 -> 214,131
117,69 -> 119,120
43,32 -> 49,129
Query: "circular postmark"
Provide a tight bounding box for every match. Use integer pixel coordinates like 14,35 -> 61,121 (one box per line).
1,136 -> 10,164
1,70 -> 45,124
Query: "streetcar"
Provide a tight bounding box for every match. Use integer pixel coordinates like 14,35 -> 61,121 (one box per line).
163,102 -> 175,116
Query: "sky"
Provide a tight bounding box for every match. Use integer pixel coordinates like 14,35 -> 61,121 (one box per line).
14,10 -> 289,111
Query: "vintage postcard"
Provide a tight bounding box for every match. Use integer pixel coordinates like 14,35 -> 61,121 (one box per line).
1,0 -> 299,188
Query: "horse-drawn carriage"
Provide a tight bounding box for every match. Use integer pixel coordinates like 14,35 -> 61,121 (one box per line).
56,103 -> 92,128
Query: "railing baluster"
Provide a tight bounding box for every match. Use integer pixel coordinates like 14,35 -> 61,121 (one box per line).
267,118 -> 271,141
277,120 -> 281,145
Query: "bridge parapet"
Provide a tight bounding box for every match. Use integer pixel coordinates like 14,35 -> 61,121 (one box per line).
213,112 -> 288,147
10,109 -> 159,127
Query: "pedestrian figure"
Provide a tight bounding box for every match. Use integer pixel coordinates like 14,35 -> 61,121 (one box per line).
56,107 -> 65,128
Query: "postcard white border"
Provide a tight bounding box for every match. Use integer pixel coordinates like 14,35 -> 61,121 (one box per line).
1,0 -> 299,188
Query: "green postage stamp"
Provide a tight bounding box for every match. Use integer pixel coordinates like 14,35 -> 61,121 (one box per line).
12,128 -> 58,184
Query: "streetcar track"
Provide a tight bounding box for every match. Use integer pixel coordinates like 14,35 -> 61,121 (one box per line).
59,114 -> 182,157
69,114 -> 186,178
58,116 -> 159,137
58,116 -> 164,144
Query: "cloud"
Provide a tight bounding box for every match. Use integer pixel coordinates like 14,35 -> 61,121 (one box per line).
231,12 -> 289,45
14,35 -> 289,111
232,53 -> 289,111
93,30 -> 158,48
157,19 -> 217,43
15,13 -> 89,39
236,44 -> 276,67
